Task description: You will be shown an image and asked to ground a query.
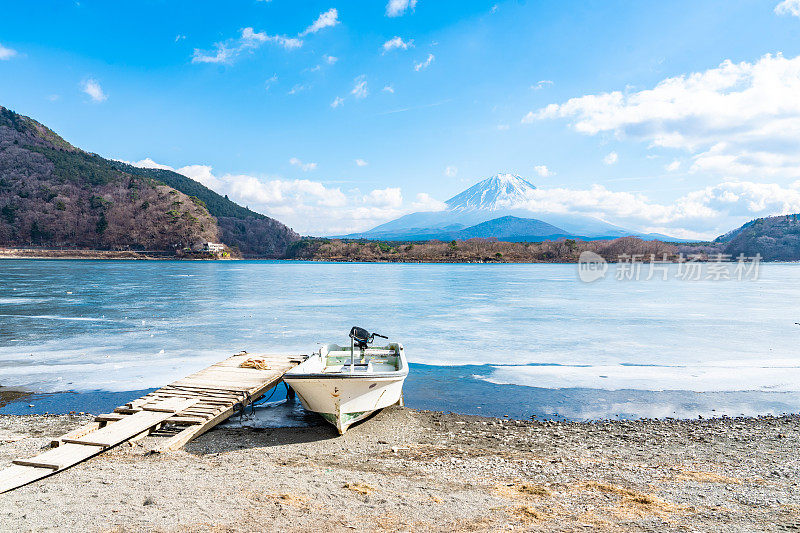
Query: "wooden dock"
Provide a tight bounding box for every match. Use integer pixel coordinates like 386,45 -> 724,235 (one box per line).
0,351 -> 303,494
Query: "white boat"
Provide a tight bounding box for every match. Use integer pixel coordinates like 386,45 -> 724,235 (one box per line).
283,327 -> 408,434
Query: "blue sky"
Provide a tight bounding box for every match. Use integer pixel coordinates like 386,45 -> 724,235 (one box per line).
3,0 -> 800,237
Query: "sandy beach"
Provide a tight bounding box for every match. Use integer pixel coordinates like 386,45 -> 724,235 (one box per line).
1,408 -> 798,532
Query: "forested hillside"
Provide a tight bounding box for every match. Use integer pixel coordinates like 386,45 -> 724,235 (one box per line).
720,214 -> 800,261
0,106 -> 299,257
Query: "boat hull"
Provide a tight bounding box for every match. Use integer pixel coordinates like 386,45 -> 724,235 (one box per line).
284,373 -> 406,434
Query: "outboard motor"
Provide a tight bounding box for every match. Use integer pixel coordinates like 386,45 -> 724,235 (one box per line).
349,326 -> 387,366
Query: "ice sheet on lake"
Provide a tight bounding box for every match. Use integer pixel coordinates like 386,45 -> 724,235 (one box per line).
1,260 -> 799,410
476,359 -> 800,392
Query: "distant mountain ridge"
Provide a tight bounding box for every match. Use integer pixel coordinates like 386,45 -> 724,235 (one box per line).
0,105 -> 298,256
348,173 -> 680,242
365,216 -> 572,242
453,216 -> 570,241
718,213 -> 800,261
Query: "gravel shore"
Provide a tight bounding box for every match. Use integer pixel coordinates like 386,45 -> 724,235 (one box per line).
1,408 -> 799,532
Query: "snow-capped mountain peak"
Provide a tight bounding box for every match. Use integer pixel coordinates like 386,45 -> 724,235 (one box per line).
445,173 -> 536,211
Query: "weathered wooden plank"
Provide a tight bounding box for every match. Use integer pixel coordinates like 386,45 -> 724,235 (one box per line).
164,416 -> 204,425
171,378 -> 257,389
146,392 -> 231,403
64,399 -> 198,447
162,384 -> 252,394
51,421 -> 103,448
142,397 -> 198,413
95,413 -> 126,422
13,443 -> 104,470
0,465 -> 54,493
158,387 -> 243,398
155,404 -> 238,452
180,373 -> 277,385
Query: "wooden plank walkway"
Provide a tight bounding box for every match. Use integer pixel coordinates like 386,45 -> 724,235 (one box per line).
0,352 -> 303,494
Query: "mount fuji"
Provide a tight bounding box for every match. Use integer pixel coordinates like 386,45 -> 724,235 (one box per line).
347,173 -> 677,241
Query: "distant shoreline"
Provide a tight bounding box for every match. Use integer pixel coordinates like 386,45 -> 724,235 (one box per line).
0,243 -> 781,263
0,251 -> 779,264
0,248 -> 225,261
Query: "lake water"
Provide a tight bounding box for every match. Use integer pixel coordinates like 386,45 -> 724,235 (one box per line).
1,259 -> 799,423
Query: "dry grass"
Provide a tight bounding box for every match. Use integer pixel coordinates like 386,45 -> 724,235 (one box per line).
255,492 -> 310,507
582,481 -> 656,501
579,481 -> 678,519
494,482 -> 552,500
344,481 -> 375,495
518,483 -> 552,497
508,505 -> 548,522
676,470 -> 743,484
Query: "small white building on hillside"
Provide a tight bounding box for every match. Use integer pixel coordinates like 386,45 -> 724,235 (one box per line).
202,242 -> 225,253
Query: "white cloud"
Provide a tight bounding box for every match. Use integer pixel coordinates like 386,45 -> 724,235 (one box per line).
192,45 -> 235,64
364,187 -> 403,208
0,44 -> 17,61
383,36 -> 414,53
193,28 -> 301,64
526,53 -> 800,181
351,75 -> 368,99
603,151 -> 618,165
264,74 -> 278,91
444,166 -> 458,177
411,192 -> 447,212
516,180 -> 800,238
355,159 -> 368,167
534,165 -> 553,177
386,0 -> 417,17
414,53 -> 435,71
176,164 -> 224,190
175,35 -> 186,43
383,85 -> 395,93
775,0 -> 800,17
81,79 -> 107,102
331,96 -> 344,108
300,8 -> 339,36
666,160 -> 681,172
496,124 -> 510,131
130,158 -> 174,171
193,19 -> 318,64
241,27 -> 302,49
531,80 -> 553,90
323,54 -> 338,64
289,157 -> 318,172
491,4 -> 499,13
288,84 -> 308,95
